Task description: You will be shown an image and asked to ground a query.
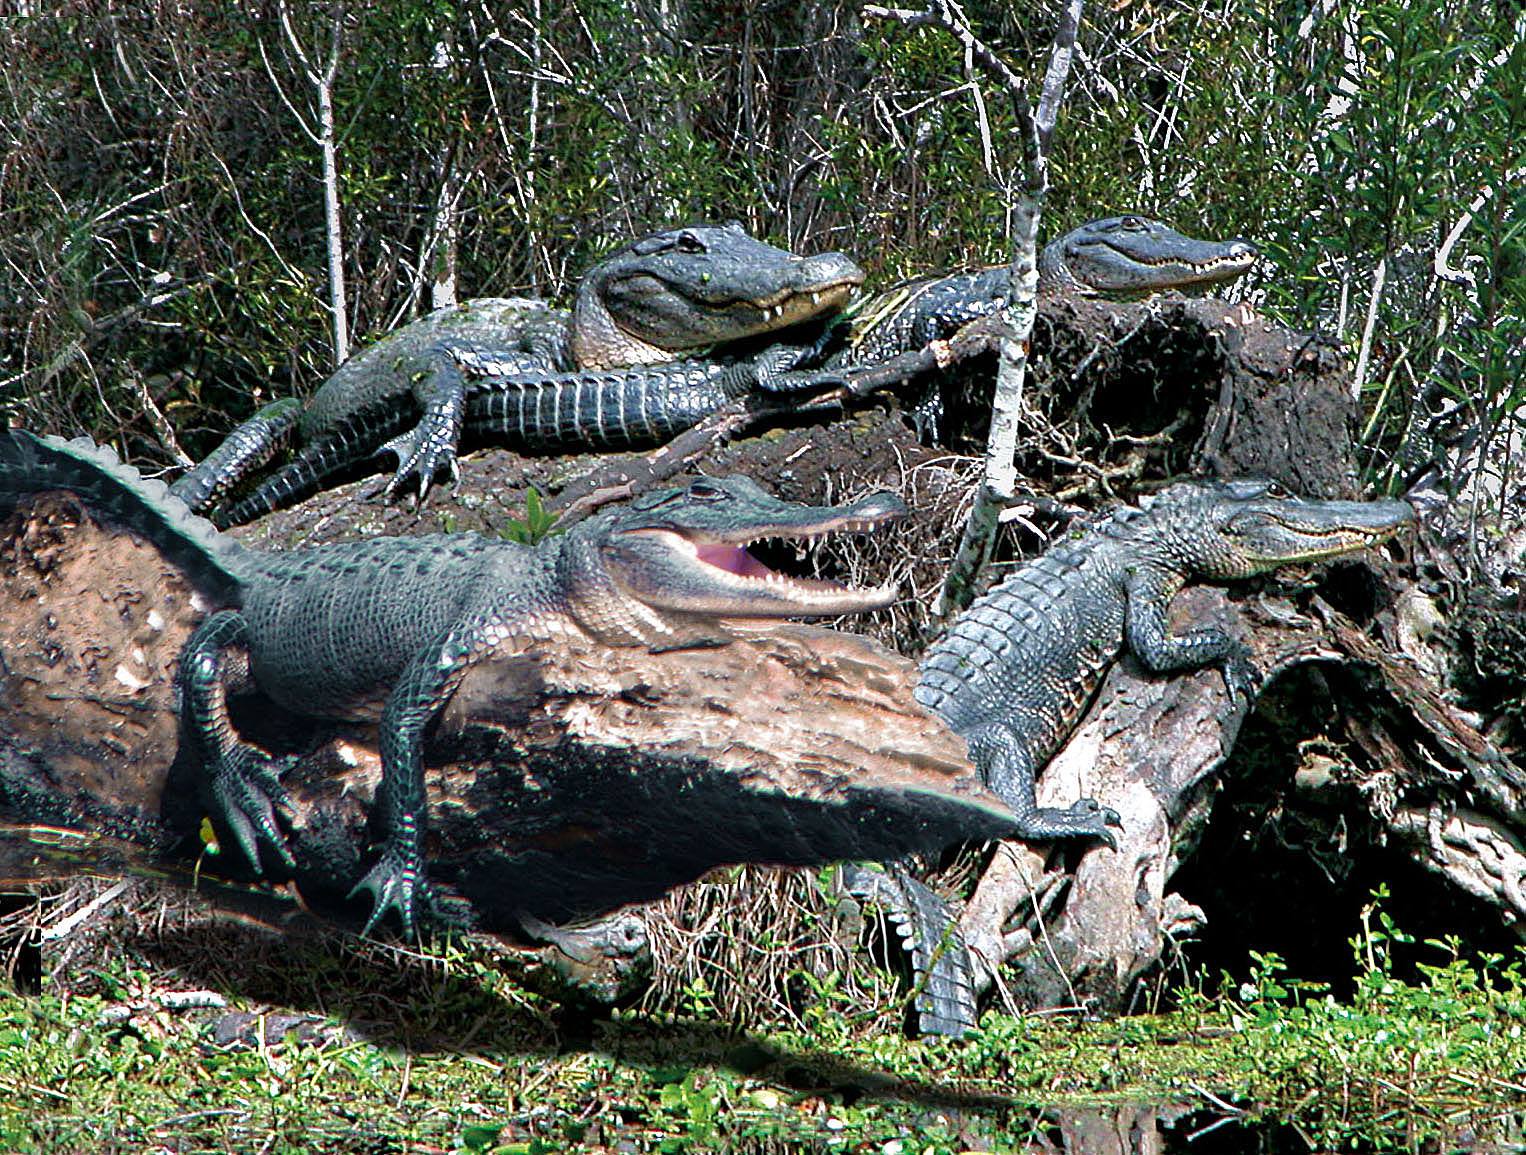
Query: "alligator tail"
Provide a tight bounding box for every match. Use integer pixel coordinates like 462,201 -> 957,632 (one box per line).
168,398 -> 303,515
839,861 -> 980,1038
0,429 -> 245,605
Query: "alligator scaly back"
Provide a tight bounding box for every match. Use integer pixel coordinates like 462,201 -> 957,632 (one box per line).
0,430 -> 246,607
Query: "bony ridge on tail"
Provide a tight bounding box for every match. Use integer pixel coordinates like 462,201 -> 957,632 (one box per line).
0,428 -> 907,939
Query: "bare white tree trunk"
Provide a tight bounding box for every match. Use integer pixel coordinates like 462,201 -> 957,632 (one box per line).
268,1 -> 350,367
429,161 -> 462,311
865,0 -> 1083,614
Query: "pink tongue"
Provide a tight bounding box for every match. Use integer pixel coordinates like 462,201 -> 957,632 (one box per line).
695,542 -> 774,579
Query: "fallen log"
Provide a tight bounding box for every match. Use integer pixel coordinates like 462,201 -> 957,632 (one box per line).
0,491 -> 1020,937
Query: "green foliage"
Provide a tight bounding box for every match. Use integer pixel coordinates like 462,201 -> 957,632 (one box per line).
3,894 -> 1526,1151
497,487 -> 557,545
4,0 -> 1518,493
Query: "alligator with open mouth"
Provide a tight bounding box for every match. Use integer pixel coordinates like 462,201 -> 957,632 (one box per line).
1,429 -> 909,938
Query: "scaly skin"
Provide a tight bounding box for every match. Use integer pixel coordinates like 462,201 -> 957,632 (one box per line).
518,910 -> 653,1004
176,223 -> 864,524
891,480 -> 1414,1033
825,215 -> 1259,368
2,429 -> 906,939
817,217 -> 1260,1021
838,862 -> 978,1038
917,481 -> 1413,841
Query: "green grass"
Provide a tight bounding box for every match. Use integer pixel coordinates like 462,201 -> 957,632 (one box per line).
3,896 -> 1525,1154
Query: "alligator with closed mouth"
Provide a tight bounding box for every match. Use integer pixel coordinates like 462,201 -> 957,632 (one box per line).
889,480 -> 1413,1035
175,222 -> 864,524
825,215 -> 1259,370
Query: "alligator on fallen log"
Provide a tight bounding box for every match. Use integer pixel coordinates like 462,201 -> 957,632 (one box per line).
0,469 -> 1029,944
916,482 -> 1411,1010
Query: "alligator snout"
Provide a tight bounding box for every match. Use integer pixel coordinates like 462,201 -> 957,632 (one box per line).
790,250 -> 867,292
844,490 -> 910,523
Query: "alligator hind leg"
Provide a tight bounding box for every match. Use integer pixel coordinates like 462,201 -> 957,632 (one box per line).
179,610 -> 297,874
168,397 -> 303,516
971,727 -> 1122,849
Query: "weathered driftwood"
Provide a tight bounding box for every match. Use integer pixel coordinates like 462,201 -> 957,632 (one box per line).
0,493 -> 1021,936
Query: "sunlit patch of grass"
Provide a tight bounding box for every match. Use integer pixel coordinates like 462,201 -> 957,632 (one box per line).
2,883 -> 1524,1152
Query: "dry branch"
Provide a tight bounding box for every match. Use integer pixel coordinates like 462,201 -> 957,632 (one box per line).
864,0 -> 1082,616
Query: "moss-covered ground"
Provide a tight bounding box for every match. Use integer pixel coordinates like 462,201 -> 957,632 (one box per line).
2,887 -> 1523,1154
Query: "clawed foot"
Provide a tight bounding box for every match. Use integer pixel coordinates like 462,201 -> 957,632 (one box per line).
1220,644 -> 1260,709
379,425 -> 460,504
1017,797 -> 1124,850
350,847 -> 428,939
349,849 -> 472,940
750,343 -> 848,395
210,745 -> 298,874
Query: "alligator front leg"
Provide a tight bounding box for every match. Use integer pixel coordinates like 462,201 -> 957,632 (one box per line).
970,726 -> 1122,849
1124,570 -> 1257,705
749,343 -> 850,394
349,628 -> 474,939
179,610 -> 297,874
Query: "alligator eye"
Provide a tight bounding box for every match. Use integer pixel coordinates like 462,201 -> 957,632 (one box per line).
1120,216 -> 1147,230
687,479 -> 729,502
675,231 -> 707,254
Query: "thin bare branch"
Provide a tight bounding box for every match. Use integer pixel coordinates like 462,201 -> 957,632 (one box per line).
866,0 -> 1081,614
1351,258 -> 1386,402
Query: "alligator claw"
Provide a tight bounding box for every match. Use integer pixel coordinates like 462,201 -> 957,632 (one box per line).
210,745 -> 297,874
350,847 -> 429,940
1220,645 -> 1259,710
1008,797 -> 1124,848
1069,796 -> 1123,849
380,425 -> 461,504
349,847 -> 474,939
